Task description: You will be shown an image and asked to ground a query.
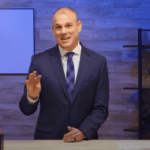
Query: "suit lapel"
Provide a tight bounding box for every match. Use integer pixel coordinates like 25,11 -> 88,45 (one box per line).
48,44 -> 91,105
72,44 -> 90,105
48,45 -> 71,103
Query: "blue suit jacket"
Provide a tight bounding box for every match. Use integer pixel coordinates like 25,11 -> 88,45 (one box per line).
19,43 -> 109,140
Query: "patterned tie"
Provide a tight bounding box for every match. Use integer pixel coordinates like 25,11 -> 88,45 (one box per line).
66,52 -> 75,100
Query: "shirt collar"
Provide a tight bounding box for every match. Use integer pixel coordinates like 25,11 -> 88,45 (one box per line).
58,41 -> 81,57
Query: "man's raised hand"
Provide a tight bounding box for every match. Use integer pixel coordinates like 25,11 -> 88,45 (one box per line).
25,71 -> 42,100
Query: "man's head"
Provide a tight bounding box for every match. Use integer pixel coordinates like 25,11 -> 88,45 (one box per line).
52,7 -> 82,51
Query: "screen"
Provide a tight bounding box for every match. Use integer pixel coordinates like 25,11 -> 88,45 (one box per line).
0,9 -> 34,74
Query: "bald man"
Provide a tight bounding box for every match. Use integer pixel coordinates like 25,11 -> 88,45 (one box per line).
19,7 -> 109,142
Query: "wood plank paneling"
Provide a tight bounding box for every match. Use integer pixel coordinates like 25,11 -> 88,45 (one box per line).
114,0 -> 141,8
96,51 -> 122,62
1,0 -> 150,140
35,39 -> 56,49
79,40 -> 138,51
95,19 -> 139,29
35,18 -> 52,29
80,28 -> 138,41
39,29 -> 55,40
1,0 -> 33,7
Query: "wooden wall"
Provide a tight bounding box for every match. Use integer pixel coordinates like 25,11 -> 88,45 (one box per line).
0,0 -> 150,140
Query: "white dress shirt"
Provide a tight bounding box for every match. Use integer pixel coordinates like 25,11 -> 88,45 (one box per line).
27,42 -> 82,104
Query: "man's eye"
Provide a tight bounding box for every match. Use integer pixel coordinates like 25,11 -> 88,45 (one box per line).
56,26 -> 61,29
67,25 -> 71,27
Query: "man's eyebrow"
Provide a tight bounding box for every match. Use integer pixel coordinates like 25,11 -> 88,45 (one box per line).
54,22 -> 73,26
54,24 -> 61,26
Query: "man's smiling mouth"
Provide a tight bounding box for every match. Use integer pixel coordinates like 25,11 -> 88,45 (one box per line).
61,37 -> 70,40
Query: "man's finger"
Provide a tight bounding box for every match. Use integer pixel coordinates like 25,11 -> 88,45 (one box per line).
63,132 -> 80,142
64,131 -> 74,137
31,71 -> 36,79
36,75 -> 42,83
34,75 -> 42,85
25,80 -> 29,87
64,132 -> 71,138
28,73 -> 34,81
67,126 -> 75,131
64,130 -> 77,138
33,71 -> 37,77
25,79 -> 29,84
28,71 -> 37,79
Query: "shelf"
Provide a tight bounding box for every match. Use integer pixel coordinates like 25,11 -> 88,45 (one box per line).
140,29 -> 150,31
123,45 -> 150,48
123,127 -> 139,132
123,28 -> 150,139
124,126 -> 150,133
123,87 -> 150,91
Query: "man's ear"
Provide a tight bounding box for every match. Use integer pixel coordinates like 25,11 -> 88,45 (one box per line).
51,25 -> 55,36
77,20 -> 82,33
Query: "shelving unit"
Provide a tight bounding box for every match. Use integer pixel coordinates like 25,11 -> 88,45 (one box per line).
123,28 -> 150,139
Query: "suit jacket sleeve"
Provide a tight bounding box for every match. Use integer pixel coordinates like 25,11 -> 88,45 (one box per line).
78,57 -> 109,139
19,55 -> 40,116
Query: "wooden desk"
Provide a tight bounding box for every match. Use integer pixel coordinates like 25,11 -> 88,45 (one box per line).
4,140 -> 150,150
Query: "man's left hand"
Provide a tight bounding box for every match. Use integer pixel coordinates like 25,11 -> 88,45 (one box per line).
63,126 -> 86,143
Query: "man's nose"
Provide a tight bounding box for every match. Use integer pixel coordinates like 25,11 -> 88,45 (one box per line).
61,26 -> 67,34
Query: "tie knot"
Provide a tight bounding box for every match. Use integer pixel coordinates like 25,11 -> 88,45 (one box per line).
66,52 -> 74,59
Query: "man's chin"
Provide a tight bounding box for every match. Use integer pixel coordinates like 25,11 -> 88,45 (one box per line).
59,43 -> 72,50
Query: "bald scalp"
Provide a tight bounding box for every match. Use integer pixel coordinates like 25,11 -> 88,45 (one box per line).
52,7 -> 78,24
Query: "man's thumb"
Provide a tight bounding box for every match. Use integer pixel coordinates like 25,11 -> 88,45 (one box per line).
68,126 -> 74,130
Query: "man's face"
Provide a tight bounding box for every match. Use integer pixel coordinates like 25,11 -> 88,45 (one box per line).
52,10 -> 82,51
